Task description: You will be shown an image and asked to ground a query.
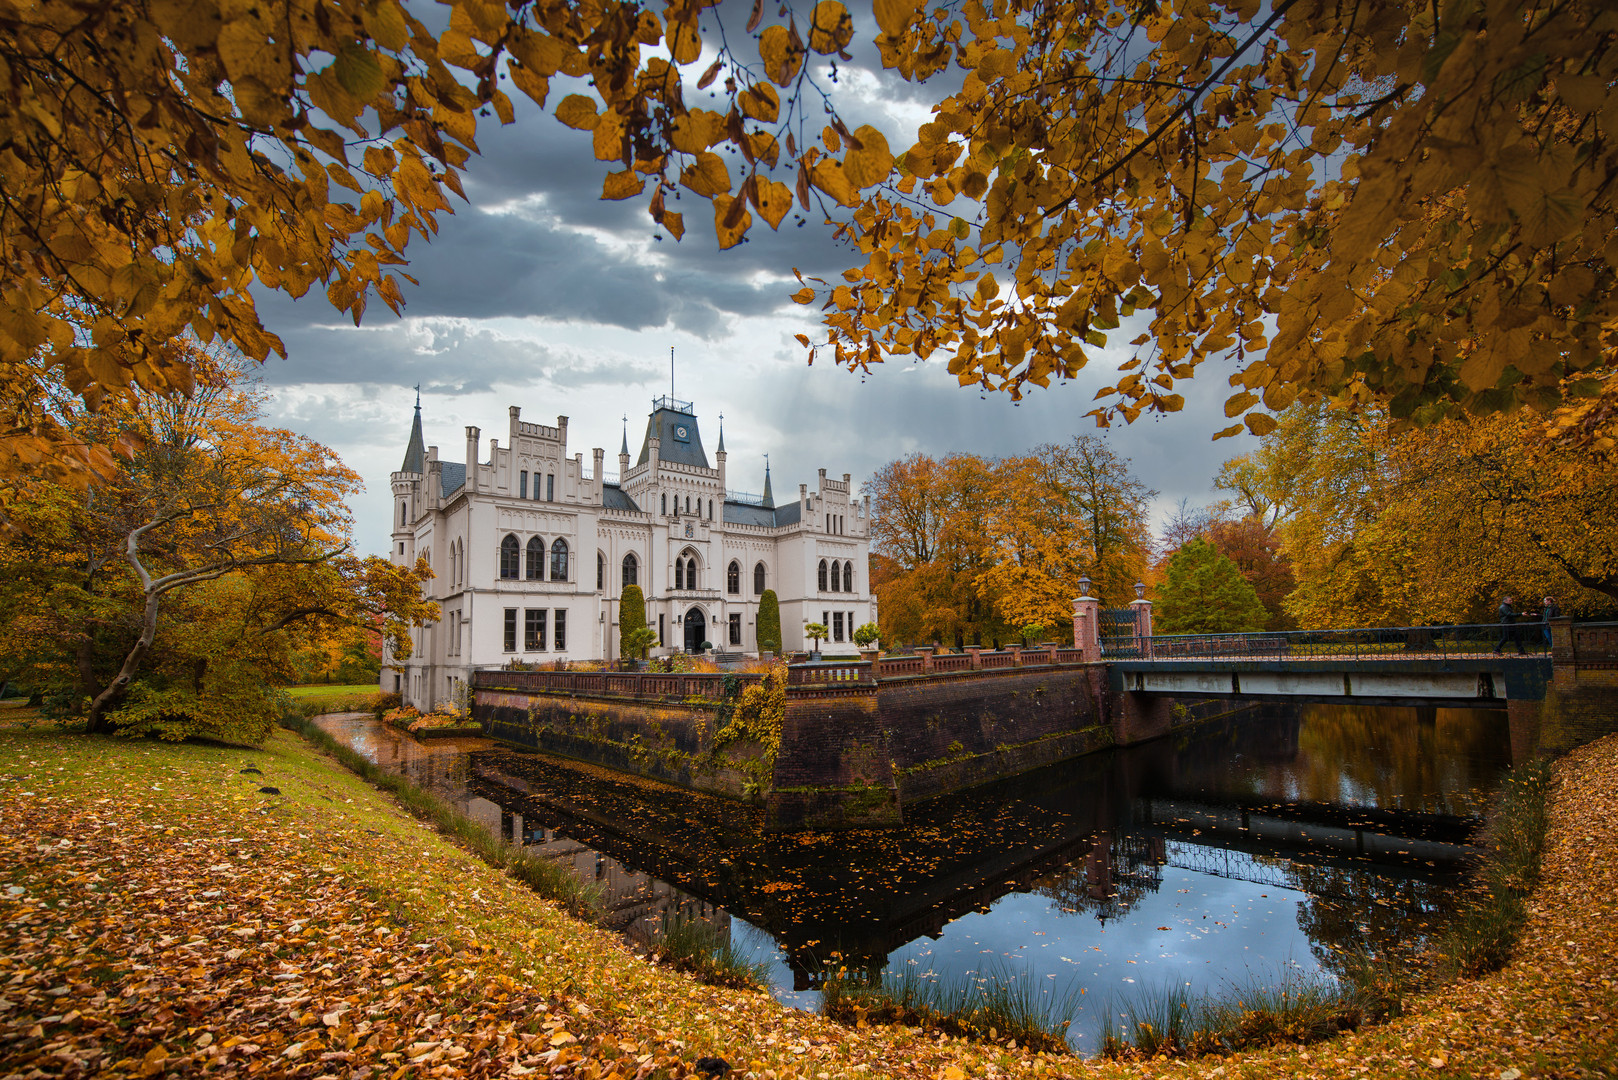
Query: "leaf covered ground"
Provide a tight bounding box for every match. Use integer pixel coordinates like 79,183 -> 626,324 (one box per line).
1,722 -> 1614,1079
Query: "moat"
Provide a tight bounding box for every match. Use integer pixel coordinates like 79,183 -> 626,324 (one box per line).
316,703 -> 1511,1052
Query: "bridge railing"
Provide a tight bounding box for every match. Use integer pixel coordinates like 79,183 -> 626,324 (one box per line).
1141,623 -> 1549,661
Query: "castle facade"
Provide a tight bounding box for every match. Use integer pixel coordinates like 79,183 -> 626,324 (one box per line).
385,395 -> 875,709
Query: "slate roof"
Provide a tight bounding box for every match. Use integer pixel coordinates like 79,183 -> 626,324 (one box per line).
723,499 -> 800,528
401,404 -> 426,473
636,405 -> 711,470
438,461 -> 466,498
603,484 -> 641,512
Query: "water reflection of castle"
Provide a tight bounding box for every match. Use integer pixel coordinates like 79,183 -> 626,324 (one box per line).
341,702 -> 1504,991
465,779 -> 731,949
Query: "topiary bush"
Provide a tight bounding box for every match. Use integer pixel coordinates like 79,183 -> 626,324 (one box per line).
620,583 -> 647,658
757,588 -> 781,654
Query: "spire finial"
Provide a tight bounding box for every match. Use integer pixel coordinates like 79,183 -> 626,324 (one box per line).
413,383 -> 421,410
619,413 -> 629,457
717,412 -> 725,453
761,453 -> 774,509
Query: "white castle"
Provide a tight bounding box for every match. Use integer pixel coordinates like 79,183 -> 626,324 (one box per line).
384,394 -> 876,709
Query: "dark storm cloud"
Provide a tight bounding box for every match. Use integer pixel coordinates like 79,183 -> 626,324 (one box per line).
253,303 -> 659,393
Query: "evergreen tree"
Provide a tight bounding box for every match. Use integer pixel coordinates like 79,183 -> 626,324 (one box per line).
1155,539 -> 1269,636
619,584 -> 647,658
756,589 -> 782,655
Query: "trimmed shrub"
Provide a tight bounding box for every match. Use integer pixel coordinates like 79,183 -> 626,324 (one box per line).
620,583 -> 647,658
757,588 -> 781,653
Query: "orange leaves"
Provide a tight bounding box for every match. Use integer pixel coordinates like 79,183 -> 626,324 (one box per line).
602,171 -> 644,201
713,195 -> 752,250
680,153 -> 731,197
807,2 -> 854,55
554,94 -> 599,130
759,24 -> 806,86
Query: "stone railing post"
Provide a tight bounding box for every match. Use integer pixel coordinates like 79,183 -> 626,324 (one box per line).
1073,590 -> 1101,663
1550,616 -> 1575,663
1009,645 -> 1022,667
917,645 -> 935,673
1131,596 -> 1154,658
966,645 -> 982,669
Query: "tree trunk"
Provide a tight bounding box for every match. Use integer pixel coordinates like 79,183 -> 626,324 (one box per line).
85,588 -> 162,733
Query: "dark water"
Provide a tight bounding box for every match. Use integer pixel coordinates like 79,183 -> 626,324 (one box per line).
315,704 -> 1510,1051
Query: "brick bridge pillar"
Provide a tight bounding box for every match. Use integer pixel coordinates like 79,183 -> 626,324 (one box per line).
1072,588 -> 1101,663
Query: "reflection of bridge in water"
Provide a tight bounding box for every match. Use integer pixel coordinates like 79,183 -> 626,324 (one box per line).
451,703 -> 1490,988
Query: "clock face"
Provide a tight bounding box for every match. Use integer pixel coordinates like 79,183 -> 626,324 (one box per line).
674,424 -> 689,441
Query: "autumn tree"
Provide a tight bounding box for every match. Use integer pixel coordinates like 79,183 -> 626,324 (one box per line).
13,2 -> 1614,487
0,349 -> 436,741
1155,539 -> 1269,635
801,0 -> 1618,448
1206,517 -> 1296,631
980,436 -> 1155,623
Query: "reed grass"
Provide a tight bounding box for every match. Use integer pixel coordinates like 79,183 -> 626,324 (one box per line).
648,913 -> 769,991
1098,972 -> 1357,1059
821,963 -> 1080,1053
279,709 -> 604,921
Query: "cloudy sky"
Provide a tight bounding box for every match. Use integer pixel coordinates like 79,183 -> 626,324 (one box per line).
251,9 -> 1261,557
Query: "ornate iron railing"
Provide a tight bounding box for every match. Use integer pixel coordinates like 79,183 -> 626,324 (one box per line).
1138,623 -> 1551,662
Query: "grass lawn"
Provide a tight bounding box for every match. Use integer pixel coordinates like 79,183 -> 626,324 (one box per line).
1,718 -> 1614,1079
284,683 -> 379,700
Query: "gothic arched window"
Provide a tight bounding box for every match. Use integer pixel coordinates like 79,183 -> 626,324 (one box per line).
843,561 -> 854,592
597,551 -> 605,591
525,536 -> 545,580
675,558 -> 686,591
727,561 -> 740,594
754,562 -> 766,595
499,534 -> 520,580
622,552 -> 639,588
550,538 -> 569,581
818,559 -> 828,592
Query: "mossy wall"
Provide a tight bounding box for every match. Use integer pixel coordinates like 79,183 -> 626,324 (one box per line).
476,690 -> 768,799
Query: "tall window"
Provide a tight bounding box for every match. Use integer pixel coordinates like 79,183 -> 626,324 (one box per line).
499,534 -> 520,580
520,470 -> 528,499
503,608 -> 517,651
554,610 -> 566,651
708,499 -> 713,519
684,556 -> 697,591
546,474 -> 555,501
550,538 -> 569,581
661,493 -> 667,514
727,560 -> 740,594
597,551 -> 605,590
842,561 -> 854,592
818,559 -> 828,591
685,495 -> 691,513
622,552 -> 639,588
754,562 -> 766,595
399,502 -> 406,526
525,536 -> 545,580
833,612 -> 845,642
728,613 -> 742,645
524,609 -> 546,651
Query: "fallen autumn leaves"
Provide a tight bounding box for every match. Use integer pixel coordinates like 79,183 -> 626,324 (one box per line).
2,721 -> 1616,1079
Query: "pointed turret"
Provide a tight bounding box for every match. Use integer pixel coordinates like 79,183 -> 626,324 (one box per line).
620,417 -> 630,457
401,392 -> 426,473
716,414 -> 726,453
761,457 -> 774,509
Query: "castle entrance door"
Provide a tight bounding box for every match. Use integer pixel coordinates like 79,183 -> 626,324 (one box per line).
684,607 -> 706,653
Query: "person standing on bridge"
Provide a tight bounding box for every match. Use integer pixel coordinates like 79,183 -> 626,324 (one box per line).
1541,596 -> 1560,649
1494,596 -> 1526,655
